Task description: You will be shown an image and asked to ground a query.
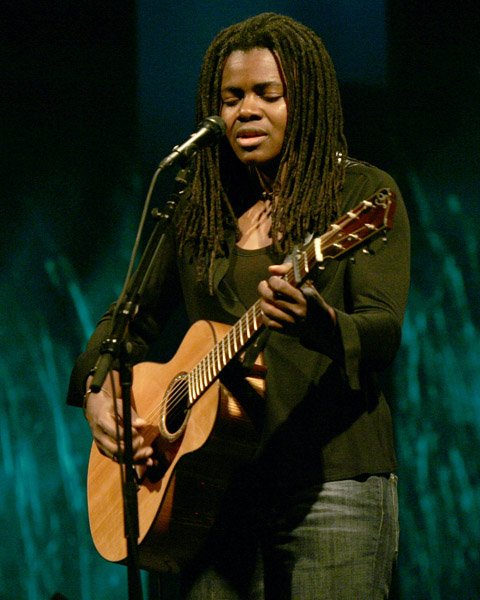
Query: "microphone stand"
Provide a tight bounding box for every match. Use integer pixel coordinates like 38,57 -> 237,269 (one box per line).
89,169 -> 187,600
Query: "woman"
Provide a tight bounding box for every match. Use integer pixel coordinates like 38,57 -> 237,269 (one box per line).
69,13 -> 410,599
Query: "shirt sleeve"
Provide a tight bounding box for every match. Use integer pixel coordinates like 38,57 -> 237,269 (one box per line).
299,164 -> 411,390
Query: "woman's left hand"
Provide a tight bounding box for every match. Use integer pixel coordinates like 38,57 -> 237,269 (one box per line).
258,263 -> 336,336
258,263 -> 307,335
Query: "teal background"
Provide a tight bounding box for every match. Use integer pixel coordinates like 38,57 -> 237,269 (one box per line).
1,1 -> 479,598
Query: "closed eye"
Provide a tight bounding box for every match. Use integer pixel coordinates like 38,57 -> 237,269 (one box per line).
262,94 -> 283,102
222,96 -> 241,107
221,82 -> 285,107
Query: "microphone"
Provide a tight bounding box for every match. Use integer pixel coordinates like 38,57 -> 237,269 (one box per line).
158,115 -> 226,170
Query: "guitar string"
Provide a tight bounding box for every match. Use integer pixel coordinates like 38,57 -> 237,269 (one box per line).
138,214 -> 377,431
139,302 -> 264,429
137,221 -> 348,428
134,200 -> 386,433
139,225 -> 374,430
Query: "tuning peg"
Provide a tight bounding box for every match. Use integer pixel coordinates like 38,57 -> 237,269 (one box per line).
362,246 -> 374,255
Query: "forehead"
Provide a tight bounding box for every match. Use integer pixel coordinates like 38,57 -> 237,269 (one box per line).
221,48 -> 284,86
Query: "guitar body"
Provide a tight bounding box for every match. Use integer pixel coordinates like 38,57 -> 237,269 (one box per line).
87,320 -> 259,573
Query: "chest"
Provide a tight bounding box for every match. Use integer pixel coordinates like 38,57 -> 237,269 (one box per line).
236,199 -> 272,250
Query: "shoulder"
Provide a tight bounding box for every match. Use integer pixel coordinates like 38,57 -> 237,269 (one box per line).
341,158 -> 409,242
341,158 -> 401,211
344,157 -> 397,183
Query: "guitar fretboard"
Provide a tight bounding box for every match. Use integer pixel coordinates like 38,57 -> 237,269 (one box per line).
188,301 -> 263,402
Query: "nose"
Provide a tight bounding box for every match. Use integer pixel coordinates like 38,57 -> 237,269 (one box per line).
238,94 -> 262,120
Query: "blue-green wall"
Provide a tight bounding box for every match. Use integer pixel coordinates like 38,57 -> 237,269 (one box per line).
1,2 -> 479,598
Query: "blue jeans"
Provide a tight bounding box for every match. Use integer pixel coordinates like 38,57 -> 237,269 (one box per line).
182,474 -> 399,599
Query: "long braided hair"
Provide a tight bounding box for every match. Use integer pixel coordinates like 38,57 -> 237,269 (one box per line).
176,12 -> 348,292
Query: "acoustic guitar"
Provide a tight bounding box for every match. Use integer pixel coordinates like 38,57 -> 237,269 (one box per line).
87,187 -> 396,572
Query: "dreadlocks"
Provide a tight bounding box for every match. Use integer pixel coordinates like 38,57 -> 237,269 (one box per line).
176,12 -> 348,292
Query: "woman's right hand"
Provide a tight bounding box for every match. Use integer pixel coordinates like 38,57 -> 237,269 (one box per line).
84,383 -> 155,466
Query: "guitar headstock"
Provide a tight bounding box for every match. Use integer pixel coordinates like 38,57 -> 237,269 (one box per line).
289,188 -> 396,283
317,187 -> 396,261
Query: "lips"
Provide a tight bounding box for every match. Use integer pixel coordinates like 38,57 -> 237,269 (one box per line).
235,127 -> 268,147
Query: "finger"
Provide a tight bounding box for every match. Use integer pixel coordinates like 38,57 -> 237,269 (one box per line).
103,400 -> 148,432
261,300 -> 297,328
94,412 -> 146,451
268,274 -> 305,303
97,435 -> 154,464
95,435 -> 123,460
133,446 -> 155,465
95,412 -> 125,440
258,277 -> 290,306
260,288 -> 307,329
131,406 -> 148,428
258,277 -> 275,300
267,262 -> 291,276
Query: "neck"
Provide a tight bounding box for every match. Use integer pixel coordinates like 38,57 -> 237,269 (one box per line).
253,166 -> 276,196
230,164 -> 277,217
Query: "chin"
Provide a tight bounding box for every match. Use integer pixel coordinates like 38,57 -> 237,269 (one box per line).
243,155 -> 280,175
237,151 -> 275,167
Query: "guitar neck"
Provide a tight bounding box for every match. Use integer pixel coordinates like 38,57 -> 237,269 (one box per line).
187,187 -> 396,404
188,300 -> 264,403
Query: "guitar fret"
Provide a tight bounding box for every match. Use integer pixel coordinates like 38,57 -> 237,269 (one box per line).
226,332 -> 233,360
232,329 -> 238,354
203,358 -> 209,388
199,361 -> 205,394
197,364 -> 203,397
197,366 -> 202,398
238,319 -> 244,347
221,337 -> 226,368
195,363 -> 201,395
191,367 -> 198,400
187,372 -> 194,403
219,342 -> 225,370
303,251 -> 309,274
206,354 -> 212,384
210,348 -> 216,377
189,368 -> 195,400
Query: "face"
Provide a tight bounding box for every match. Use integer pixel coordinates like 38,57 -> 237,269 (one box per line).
220,48 -> 288,175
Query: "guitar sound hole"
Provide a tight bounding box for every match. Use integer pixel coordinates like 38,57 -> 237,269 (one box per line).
164,373 -> 190,436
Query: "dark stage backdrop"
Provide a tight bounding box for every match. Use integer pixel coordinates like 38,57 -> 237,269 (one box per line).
1,1 -> 479,598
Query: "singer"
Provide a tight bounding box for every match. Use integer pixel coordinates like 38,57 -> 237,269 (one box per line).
68,13 -> 410,599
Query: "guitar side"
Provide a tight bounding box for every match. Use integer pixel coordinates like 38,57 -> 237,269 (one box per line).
87,319 -> 259,572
